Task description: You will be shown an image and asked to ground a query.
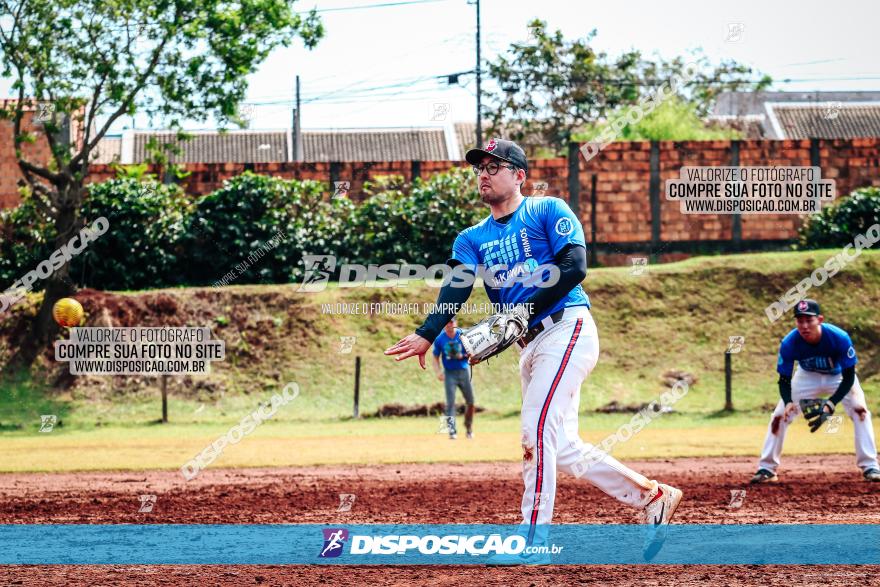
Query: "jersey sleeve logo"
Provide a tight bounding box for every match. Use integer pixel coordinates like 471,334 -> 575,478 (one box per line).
555,217 -> 574,236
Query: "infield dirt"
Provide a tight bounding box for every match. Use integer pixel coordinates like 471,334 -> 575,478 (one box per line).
1,454 -> 878,585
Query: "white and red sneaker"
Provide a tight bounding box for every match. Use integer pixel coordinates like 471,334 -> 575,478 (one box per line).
640,483 -> 683,561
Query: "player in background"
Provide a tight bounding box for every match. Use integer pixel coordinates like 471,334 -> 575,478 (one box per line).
385,138 -> 682,563
751,299 -> 880,483
432,318 -> 476,439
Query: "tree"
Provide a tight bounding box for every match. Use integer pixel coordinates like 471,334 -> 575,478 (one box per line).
0,0 -> 323,373
576,96 -> 743,143
485,20 -> 771,155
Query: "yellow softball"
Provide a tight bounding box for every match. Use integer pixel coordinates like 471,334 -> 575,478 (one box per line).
53,297 -> 84,328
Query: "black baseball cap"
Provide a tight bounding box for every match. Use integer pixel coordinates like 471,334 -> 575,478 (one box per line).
794,299 -> 821,317
465,138 -> 528,173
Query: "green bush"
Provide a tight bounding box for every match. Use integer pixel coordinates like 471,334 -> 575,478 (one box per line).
1,167 -> 487,291
797,186 -> 880,249
181,172 -> 338,285
78,178 -> 191,290
344,167 -> 484,266
403,167 -> 488,265
290,187 -> 355,278
0,195 -> 57,287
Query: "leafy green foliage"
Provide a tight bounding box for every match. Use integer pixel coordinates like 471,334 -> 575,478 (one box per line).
0,194 -> 57,286
77,179 -> 191,290
576,96 -> 742,142
485,20 -> 769,154
182,172 -> 331,285
345,168 -> 484,266
0,1 -> 324,144
797,187 -> 880,249
0,168 -> 487,290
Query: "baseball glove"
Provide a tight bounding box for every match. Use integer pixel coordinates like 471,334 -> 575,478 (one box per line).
459,306 -> 530,365
800,398 -> 835,433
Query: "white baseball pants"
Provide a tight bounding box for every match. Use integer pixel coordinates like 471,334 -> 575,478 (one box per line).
757,368 -> 879,473
517,307 -> 657,544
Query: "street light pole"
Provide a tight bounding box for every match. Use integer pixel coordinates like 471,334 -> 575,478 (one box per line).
475,0 -> 482,149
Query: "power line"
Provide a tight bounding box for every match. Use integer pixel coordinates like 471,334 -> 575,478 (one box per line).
306,0 -> 450,13
249,85 -> 463,107
301,74 -> 443,103
0,0 -> 453,34
245,71 -> 472,106
251,73 -> 445,101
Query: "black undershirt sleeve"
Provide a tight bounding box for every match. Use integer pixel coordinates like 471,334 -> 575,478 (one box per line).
829,366 -> 856,405
778,374 -> 792,405
414,260 -> 474,344
523,243 -> 587,320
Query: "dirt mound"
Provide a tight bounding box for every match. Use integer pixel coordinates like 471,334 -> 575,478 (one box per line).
368,402 -> 487,418
77,288 -> 185,327
661,369 -> 697,388
595,400 -> 673,414
0,287 -> 316,399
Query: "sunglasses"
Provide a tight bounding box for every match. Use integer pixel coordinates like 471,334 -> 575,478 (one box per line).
472,162 -> 517,176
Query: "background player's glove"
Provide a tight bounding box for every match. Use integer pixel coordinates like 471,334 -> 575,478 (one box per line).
459,306 -> 529,365
800,398 -> 835,433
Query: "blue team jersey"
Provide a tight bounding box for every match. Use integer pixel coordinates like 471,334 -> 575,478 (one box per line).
432,328 -> 470,371
777,323 -> 858,377
450,197 -> 590,328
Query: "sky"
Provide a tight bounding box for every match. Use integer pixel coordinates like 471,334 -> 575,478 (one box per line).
2,0 -> 879,133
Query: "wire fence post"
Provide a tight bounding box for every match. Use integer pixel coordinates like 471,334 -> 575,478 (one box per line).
724,352 -> 734,411
353,356 -> 361,418
161,374 -> 169,423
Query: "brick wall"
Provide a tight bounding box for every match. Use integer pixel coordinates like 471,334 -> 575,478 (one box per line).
564,138 -> 877,264
5,138 -> 880,265
0,109 -> 53,209
0,101 -> 87,209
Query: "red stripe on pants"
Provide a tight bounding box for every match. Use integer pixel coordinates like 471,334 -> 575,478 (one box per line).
527,317 -> 583,544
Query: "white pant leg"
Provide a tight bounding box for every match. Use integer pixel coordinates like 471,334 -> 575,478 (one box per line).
757,369 -> 879,473
556,395 -> 657,508
757,369 -> 825,472
519,313 -> 590,540
756,398 -> 796,473
518,309 -> 656,544
837,375 -> 879,471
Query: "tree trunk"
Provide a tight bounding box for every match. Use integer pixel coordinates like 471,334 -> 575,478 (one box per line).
2,198 -> 79,377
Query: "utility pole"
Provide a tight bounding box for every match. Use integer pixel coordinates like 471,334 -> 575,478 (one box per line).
474,0 -> 482,149
292,75 -> 303,162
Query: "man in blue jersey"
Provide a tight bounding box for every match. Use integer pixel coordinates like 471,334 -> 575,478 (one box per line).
385,138 -> 682,563
432,318 -> 475,439
751,299 -> 880,483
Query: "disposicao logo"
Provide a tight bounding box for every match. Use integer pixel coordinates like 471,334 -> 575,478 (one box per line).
320,532 -> 528,556
319,528 -> 349,558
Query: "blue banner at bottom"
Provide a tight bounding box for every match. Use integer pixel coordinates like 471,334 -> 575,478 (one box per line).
1,524 -> 878,565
